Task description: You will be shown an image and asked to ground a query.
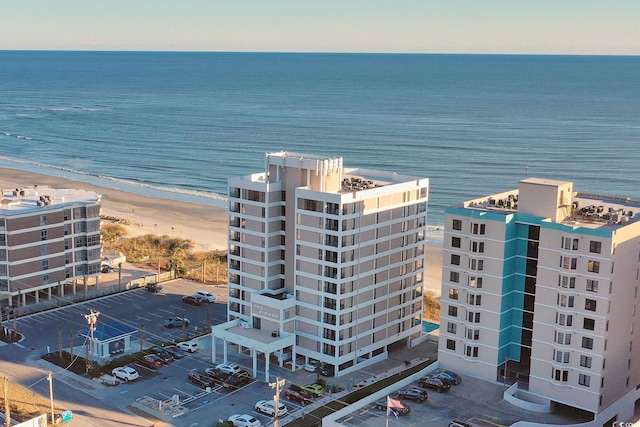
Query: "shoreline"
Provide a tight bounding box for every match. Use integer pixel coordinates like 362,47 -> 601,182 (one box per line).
0,166 -> 443,296
0,167 -> 229,252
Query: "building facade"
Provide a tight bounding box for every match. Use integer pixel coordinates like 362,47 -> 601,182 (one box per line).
438,177 -> 640,421
0,186 -> 102,309
213,152 -> 429,380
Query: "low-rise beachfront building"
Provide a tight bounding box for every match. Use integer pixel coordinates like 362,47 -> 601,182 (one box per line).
0,186 -> 102,309
213,151 -> 429,380
438,177 -> 640,424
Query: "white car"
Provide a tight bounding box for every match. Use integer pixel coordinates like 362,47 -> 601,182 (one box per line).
255,400 -> 288,417
112,366 -> 140,381
228,414 -> 261,427
194,290 -> 216,303
177,341 -> 200,353
216,362 -> 241,374
303,361 -> 319,372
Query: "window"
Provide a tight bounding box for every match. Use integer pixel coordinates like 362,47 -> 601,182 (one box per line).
589,241 -> 602,254
553,369 -> 568,382
562,237 -> 579,250
452,219 -> 462,231
450,271 -> 460,283
588,261 -> 600,273
471,241 -> 484,253
471,223 -> 485,235
585,299 -> 597,311
451,254 -> 461,265
468,294 -> 481,305
578,374 -> 591,387
557,294 -> 574,307
580,355 -> 592,368
556,313 -> 573,326
452,237 -> 461,248
558,275 -> 576,288
586,279 -> 599,292
554,350 -> 570,363
42,260 -> 49,270
468,312 -> 481,323
449,289 -> 459,300
466,329 -> 479,340
42,244 -> 49,256
469,276 -> 483,288
41,230 -> 48,240
446,339 -> 456,350
560,256 -> 577,269
40,215 -> 47,225
465,345 -> 479,357
470,259 -> 484,271
448,306 -> 458,317
584,318 -> 595,330
582,337 -> 594,350
447,322 -> 457,334
555,331 -> 571,345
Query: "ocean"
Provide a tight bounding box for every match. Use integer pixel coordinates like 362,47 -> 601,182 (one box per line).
1,51 -> 639,246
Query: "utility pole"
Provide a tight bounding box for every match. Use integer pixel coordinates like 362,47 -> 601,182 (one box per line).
269,377 -> 286,427
47,372 -> 55,425
4,376 -> 10,427
84,310 -> 100,373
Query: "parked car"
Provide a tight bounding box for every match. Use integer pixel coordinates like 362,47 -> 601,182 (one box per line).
141,354 -> 163,368
418,376 -> 451,392
182,295 -> 202,306
396,387 -> 428,402
177,341 -> 199,353
163,316 -> 190,328
153,348 -> 174,363
222,370 -> 252,390
112,366 -> 139,381
373,398 -> 411,416
432,370 -> 462,385
300,383 -> 325,397
101,264 -> 114,273
204,367 -> 231,383
255,399 -> 288,417
165,345 -> 187,359
228,414 -> 261,427
146,282 -> 163,293
284,384 -> 314,405
302,361 -> 319,372
216,362 -> 241,374
188,370 -> 216,389
194,290 -> 217,303
321,363 -> 335,377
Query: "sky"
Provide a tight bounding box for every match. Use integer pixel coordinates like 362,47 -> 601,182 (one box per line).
2,0 -> 639,55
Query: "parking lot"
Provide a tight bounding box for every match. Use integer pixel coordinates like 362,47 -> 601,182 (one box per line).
8,277 -> 591,427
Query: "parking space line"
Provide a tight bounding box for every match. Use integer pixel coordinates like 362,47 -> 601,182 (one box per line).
172,387 -> 196,398
147,313 -> 162,318
135,316 -> 152,322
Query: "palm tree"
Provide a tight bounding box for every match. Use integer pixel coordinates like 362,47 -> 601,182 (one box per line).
167,247 -> 185,278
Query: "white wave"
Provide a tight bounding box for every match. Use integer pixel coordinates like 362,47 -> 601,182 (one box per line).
2,132 -> 10,136
16,135 -> 33,140
0,155 -> 228,207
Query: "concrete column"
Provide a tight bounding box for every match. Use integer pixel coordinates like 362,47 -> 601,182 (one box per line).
211,333 -> 216,364
60,282 -> 64,298
264,351 -> 270,382
34,291 -> 39,303
21,293 -> 26,307
95,276 -> 100,289
72,280 -> 77,295
223,339 -> 228,362
252,348 -> 258,379
48,287 -> 52,300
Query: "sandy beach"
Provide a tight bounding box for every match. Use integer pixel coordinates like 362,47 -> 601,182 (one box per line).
0,167 -> 443,295
0,168 -> 229,252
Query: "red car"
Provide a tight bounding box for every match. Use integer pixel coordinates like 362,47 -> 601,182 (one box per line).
141,354 -> 163,368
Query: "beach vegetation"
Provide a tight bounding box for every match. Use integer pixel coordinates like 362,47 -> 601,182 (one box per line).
423,291 -> 440,322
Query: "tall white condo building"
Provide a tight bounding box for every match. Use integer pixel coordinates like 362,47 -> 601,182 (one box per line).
438,177 -> 640,423
213,151 -> 429,380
